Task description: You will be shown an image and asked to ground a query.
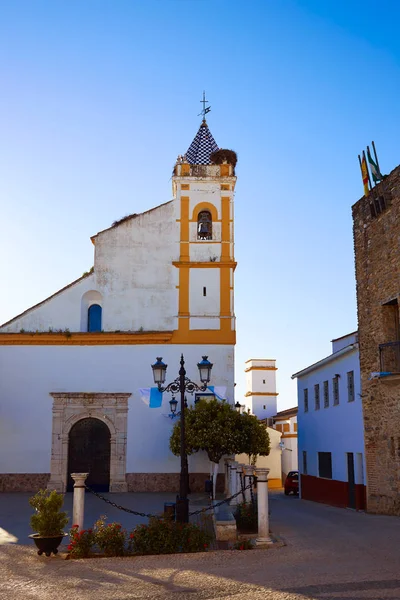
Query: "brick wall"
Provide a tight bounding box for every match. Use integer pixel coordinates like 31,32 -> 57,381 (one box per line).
353,165 -> 400,515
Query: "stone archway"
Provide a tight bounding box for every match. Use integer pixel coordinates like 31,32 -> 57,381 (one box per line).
48,393 -> 130,493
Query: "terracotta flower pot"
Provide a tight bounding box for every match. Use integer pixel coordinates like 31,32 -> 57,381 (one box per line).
29,533 -> 68,556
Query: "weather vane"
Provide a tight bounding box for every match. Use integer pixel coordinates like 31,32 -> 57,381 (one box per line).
198,91 -> 211,120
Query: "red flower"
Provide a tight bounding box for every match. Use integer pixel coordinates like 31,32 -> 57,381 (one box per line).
129,533 -> 134,539
72,524 -> 79,528
67,544 -> 73,551
108,523 -> 113,527
115,524 -> 121,529
203,544 -> 208,548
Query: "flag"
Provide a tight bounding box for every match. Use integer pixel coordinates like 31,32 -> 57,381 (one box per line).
207,386 -> 227,400
139,388 -> 163,408
361,155 -> 369,196
367,147 -> 383,183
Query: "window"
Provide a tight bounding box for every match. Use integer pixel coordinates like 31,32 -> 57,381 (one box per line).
197,211 -> 212,240
323,381 -> 329,408
314,384 -> 320,410
303,451 -> 308,475
333,375 -> 339,405
263,405 -> 266,410
203,287 -> 207,296
88,304 -> 102,332
318,452 -> 332,478
347,371 -> 355,402
263,379 -> 266,384
304,388 -> 308,413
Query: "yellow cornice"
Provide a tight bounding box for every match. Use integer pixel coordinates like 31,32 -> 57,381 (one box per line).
0,328 -> 236,346
0,332 -> 174,346
244,391 -> 279,397
281,434 -> 297,439
173,261 -> 237,270
245,366 -> 278,372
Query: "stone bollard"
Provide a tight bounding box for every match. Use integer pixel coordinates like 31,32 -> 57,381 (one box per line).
255,467 -> 273,546
243,464 -> 254,504
224,458 -> 232,495
71,473 -> 89,531
229,462 -> 238,505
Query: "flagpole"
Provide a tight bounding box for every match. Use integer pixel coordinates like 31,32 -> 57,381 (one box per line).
363,150 -> 372,191
372,141 -> 382,178
358,154 -> 363,177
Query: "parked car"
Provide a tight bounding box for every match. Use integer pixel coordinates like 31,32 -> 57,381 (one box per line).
284,471 -> 299,495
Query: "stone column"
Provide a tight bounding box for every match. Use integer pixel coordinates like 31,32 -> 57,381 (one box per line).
71,473 -> 88,531
255,467 -> 273,546
236,464 -> 245,503
229,462 -> 238,505
224,458 -> 234,495
243,464 -> 254,504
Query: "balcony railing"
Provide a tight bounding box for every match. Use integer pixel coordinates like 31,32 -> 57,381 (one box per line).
379,341 -> 400,373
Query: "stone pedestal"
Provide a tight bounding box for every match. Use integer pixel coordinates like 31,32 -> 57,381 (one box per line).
229,462 -> 238,505
255,467 -> 273,546
243,464 -> 254,504
71,473 -> 88,531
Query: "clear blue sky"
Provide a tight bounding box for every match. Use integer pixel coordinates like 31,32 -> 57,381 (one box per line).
1,0 -> 400,409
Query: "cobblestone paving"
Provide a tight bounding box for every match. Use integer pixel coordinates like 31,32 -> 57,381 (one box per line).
1,492 -> 400,599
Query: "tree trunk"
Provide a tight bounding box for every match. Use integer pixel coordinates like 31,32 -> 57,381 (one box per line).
212,462 -> 219,501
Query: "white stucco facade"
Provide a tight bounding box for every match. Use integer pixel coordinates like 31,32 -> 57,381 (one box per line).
0,119 -> 237,492
243,359 -> 278,419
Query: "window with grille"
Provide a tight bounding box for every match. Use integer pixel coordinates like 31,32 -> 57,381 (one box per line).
318,452 -> 332,479
323,380 -> 329,408
197,211 -> 212,240
304,388 -> 308,413
347,371 -> 355,402
314,384 -> 320,410
333,375 -> 339,405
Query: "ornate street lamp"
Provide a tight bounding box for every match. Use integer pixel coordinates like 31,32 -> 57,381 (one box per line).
234,401 -> 242,412
151,354 -> 213,523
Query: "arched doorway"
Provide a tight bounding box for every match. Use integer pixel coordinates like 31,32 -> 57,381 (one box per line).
67,418 -> 111,492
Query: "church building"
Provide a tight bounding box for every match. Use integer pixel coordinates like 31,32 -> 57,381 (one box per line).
0,115 -> 237,494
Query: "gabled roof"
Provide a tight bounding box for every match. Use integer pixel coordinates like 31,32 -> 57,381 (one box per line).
274,406 -> 298,419
0,272 -> 93,329
91,200 -> 173,242
185,120 -> 219,165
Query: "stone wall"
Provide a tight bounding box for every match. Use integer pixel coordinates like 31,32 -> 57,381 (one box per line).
352,165 -> 400,514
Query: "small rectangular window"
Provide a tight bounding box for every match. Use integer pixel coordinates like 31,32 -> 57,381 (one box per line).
203,287 -> 207,296
263,405 -> 266,410
263,379 -> 266,384
304,388 -> 308,413
303,451 -> 308,475
323,380 -> 329,408
347,371 -> 355,402
314,384 -> 320,410
333,375 -> 339,405
318,452 -> 332,479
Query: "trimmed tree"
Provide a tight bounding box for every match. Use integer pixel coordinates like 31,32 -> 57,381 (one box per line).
169,399 -> 270,497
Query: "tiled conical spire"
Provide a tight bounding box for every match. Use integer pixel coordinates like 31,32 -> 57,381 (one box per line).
185,120 -> 219,165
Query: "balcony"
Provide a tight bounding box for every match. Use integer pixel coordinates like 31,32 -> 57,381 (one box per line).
379,341 -> 400,374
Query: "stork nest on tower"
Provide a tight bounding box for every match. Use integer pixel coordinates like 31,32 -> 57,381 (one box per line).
210,149 -> 238,168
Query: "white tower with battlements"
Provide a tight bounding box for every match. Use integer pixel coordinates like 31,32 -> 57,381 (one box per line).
244,359 -> 278,419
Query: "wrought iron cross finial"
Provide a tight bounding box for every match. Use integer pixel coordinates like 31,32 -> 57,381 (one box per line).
198,91 -> 211,120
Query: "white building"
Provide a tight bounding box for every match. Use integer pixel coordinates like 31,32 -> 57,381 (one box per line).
292,332 -> 366,509
243,359 -> 278,419
273,407 -> 298,481
0,117 -> 237,494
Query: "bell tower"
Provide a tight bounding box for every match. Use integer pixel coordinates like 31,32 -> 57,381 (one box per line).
172,114 -> 236,345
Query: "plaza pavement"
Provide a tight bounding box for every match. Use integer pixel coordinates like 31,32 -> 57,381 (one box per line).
1,491 -> 400,599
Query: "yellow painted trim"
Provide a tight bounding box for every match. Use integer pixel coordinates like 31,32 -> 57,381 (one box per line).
173,261 -> 237,270
181,184 -> 190,190
0,328 -> 236,346
180,196 -> 189,260
220,164 -> 229,177
220,268 -> 231,317
221,184 -> 230,190
245,391 -> 279,397
221,196 -> 230,261
0,332 -> 174,345
178,268 -> 189,316
281,433 -> 297,439
191,202 -> 219,222
245,366 -> 278,372
181,164 -> 190,176
267,478 -> 282,489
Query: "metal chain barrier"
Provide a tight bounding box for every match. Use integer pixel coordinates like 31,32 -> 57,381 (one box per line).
84,482 -> 253,519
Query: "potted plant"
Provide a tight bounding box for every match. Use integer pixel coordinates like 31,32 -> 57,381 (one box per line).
28,489 -> 69,556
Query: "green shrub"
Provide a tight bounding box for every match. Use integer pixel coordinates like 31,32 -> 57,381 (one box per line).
234,501 -> 258,533
128,518 -> 211,555
232,539 -> 254,550
29,489 -> 69,537
94,516 -> 126,557
68,525 -> 96,558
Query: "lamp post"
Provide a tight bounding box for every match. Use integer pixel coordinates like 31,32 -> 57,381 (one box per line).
151,354 -> 213,523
